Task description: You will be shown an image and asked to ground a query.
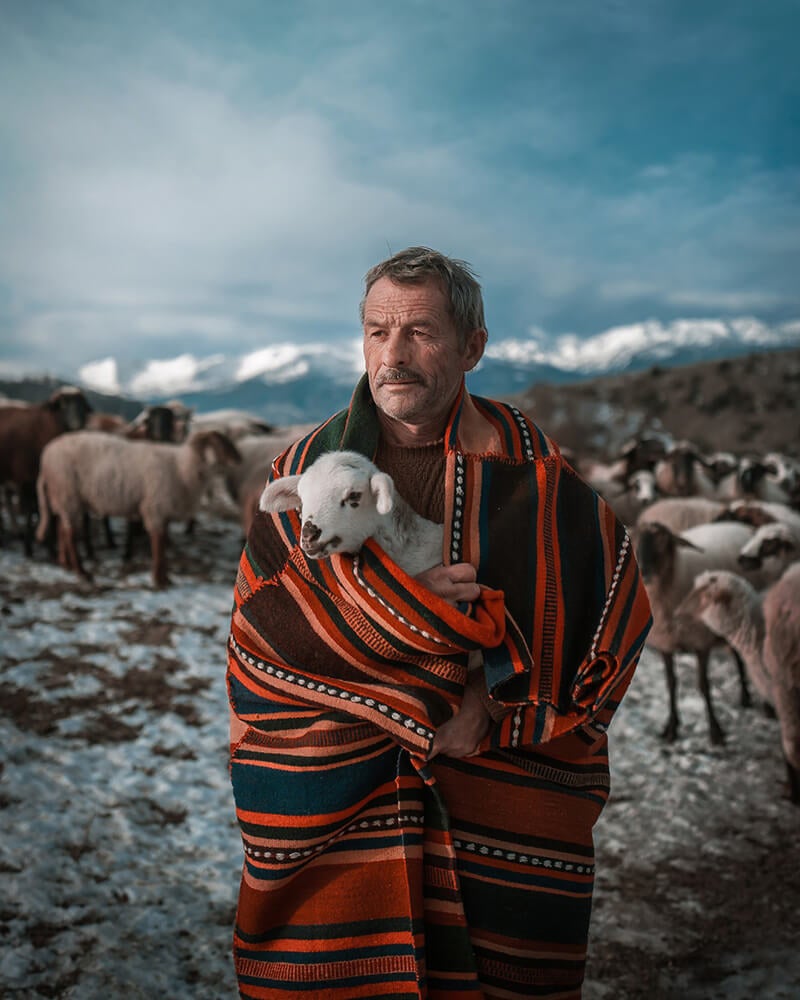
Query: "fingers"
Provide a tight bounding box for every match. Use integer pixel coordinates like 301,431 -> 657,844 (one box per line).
415,563 -> 480,605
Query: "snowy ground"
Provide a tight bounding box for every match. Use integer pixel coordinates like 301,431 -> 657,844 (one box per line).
1,515 -> 798,999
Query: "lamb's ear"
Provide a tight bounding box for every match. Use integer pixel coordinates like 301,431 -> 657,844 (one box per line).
259,476 -> 302,513
370,472 -> 395,515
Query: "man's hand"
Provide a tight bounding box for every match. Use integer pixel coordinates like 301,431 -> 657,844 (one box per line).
429,684 -> 491,759
415,562 -> 480,607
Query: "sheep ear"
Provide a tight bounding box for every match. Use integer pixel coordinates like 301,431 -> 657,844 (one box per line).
370,472 -> 395,515
259,476 -> 302,513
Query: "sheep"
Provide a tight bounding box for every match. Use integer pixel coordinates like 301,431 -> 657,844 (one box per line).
636,496 -> 726,535
635,519 -> 779,745
127,402 -> 191,443
35,429 -> 241,588
738,455 -> 800,506
199,424 -> 318,527
188,408 -> 274,441
602,468 -> 660,527
259,450 -> 486,676
0,386 -> 92,555
654,440 -> 740,501
258,449 -> 444,577
736,522 -> 799,575
676,564 -> 800,804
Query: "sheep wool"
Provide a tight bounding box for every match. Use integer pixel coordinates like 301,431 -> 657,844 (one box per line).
227,374 -> 652,1000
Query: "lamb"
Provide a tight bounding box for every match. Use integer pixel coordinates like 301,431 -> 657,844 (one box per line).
258,449 -> 444,576
35,429 -> 241,587
676,564 -> 800,804
636,519 -> 778,744
0,386 -> 92,555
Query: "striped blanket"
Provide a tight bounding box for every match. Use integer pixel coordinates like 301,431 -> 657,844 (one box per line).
227,377 -> 652,999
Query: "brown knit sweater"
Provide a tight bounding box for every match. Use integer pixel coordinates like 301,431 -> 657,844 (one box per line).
374,437 -> 446,525
374,435 -> 510,722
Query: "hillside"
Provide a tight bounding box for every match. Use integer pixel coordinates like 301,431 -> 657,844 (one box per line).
506,345 -> 800,459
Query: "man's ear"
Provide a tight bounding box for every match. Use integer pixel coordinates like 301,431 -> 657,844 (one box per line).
461,327 -> 488,372
258,475 -> 302,512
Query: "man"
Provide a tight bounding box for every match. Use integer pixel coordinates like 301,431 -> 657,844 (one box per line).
227,247 -> 652,999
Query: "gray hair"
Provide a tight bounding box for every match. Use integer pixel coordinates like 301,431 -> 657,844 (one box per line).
359,246 -> 487,346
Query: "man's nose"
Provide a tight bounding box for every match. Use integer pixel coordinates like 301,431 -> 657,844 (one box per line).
381,330 -> 409,367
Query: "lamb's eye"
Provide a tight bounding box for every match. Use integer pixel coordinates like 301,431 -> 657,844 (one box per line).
343,490 -> 361,508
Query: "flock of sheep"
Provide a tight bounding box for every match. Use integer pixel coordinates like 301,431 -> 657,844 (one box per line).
577,435 -> 800,804
1,387 -> 798,803
0,387 -> 311,586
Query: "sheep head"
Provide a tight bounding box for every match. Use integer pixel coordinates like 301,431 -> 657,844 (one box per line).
47,386 -> 92,431
675,569 -> 739,632
635,521 -> 704,585
258,450 -> 395,560
189,430 -> 242,468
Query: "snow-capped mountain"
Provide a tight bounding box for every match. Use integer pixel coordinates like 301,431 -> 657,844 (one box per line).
23,316 -> 800,425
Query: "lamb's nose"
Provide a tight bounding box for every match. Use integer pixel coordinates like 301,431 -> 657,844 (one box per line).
301,521 -> 321,544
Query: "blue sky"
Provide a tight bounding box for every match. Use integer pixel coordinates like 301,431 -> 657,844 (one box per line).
1,0 -> 798,386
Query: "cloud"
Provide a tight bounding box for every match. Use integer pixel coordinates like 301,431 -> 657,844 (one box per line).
0,1 -> 798,379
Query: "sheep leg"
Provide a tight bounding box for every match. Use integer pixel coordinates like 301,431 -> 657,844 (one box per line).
730,647 -> 752,708
149,528 -> 170,588
102,516 -> 116,549
59,520 -> 91,581
123,520 -> 144,562
784,760 -> 799,806
660,651 -> 680,742
20,482 -> 36,557
82,512 -> 95,560
697,649 -> 725,745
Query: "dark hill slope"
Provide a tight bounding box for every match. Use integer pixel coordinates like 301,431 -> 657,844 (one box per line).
505,346 -> 800,459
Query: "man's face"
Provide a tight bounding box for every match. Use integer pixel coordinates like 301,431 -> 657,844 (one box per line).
362,277 -> 485,434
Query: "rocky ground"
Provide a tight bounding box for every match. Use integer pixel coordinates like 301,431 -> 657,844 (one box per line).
1,513 -> 799,999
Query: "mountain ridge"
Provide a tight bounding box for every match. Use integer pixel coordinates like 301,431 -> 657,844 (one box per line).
3,343 -> 799,462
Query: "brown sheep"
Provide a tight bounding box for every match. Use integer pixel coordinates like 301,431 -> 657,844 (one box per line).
0,387 -> 92,554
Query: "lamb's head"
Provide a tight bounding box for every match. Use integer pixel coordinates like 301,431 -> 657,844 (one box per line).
259,450 -> 395,560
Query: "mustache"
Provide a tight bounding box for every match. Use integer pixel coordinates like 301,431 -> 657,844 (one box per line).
376,368 -> 424,386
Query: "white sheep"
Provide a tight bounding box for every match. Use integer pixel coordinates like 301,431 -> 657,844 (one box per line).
259,451 -> 484,676
636,496 -> 726,535
738,454 -> 800,505
736,522 -> 799,575
677,564 -> 800,804
636,519 -> 776,744
36,429 -> 241,587
258,450 -> 444,576
188,408 -> 274,441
